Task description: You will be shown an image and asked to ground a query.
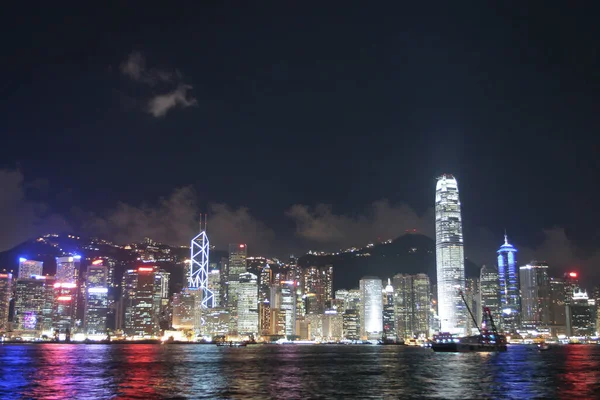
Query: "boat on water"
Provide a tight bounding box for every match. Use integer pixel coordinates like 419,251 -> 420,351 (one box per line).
537,342 -> 550,351
216,341 -> 247,347
432,291 -> 507,353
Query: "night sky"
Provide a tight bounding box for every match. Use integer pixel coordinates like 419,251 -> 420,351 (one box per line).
1,4 -> 599,279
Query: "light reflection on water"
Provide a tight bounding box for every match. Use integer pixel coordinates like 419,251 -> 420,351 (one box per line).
0,344 -> 599,399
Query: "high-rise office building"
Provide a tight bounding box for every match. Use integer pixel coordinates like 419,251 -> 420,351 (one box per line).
564,272 -> 580,305
258,265 -> 272,335
18,259 -> 43,279
302,265 -> 333,314
52,282 -> 78,336
549,277 -> 567,336
569,289 -> 596,337
228,244 -> 248,278
56,256 -> 81,284
359,277 -> 383,340
208,269 -> 221,308
84,263 -> 108,336
393,273 -> 431,340
172,291 -> 196,330
435,174 -> 466,335
479,265 -> 500,327
14,276 -> 48,333
519,262 -> 550,330
122,266 -> 161,338
226,244 -> 247,333
342,309 -> 360,340
465,277 -> 480,335
237,272 -> 258,337
382,279 -> 396,340
497,235 -> 519,332
0,272 -> 12,332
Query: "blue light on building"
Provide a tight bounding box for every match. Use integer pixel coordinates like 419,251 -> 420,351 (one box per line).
497,234 -> 519,332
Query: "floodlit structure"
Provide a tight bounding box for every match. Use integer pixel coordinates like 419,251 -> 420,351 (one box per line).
519,261 -> 550,330
497,234 -> 520,332
359,277 -> 383,340
18,258 -> 43,279
84,263 -> 108,336
189,214 -> 214,309
56,256 -> 81,284
0,272 -> 12,332
435,174 -> 466,335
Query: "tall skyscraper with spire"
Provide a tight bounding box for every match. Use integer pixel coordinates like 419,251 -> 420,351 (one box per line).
497,233 -> 519,332
435,174 -> 466,335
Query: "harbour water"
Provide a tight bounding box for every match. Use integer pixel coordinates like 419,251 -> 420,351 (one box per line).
1,344 -> 599,399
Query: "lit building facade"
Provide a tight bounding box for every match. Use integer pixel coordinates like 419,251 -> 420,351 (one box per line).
56,256 -> 81,284
84,263 -> 108,336
382,279 -> 395,340
479,265 -> 500,327
497,235 -> 519,332
14,276 -> 48,333
435,174 -> 466,335
52,282 -> 79,336
519,262 -> 550,330
226,244 -> 247,332
122,266 -> 161,338
0,272 -> 12,332
549,277 -> 567,336
393,273 -> 430,340
359,277 -> 383,340
18,258 -> 43,279
302,265 -> 333,314
236,272 -> 258,337
569,290 -> 596,337
342,309 -> 360,340
172,291 -> 196,330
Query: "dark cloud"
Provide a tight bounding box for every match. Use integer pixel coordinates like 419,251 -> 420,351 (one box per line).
83,186 -> 273,253
0,169 -> 69,251
286,200 -> 433,249
119,51 -> 197,117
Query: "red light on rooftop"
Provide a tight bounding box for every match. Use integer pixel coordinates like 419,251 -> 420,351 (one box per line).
138,267 -> 154,272
239,244 -> 245,248
92,260 -> 103,265
569,272 -> 578,278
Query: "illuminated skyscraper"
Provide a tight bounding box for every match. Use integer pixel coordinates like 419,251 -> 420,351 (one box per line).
18,258 -> 43,279
497,235 -> 519,332
479,265 -> 500,327
382,279 -> 396,340
189,215 -> 213,309
237,272 -> 258,337
122,266 -> 161,338
226,243 -> 247,333
302,265 -> 333,314
228,244 -> 248,277
258,265 -> 272,335
56,256 -> 81,284
172,291 -> 196,330
549,277 -> 567,336
393,273 -> 431,340
359,277 -> 383,340
14,276 -> 48,333
84,263 -> 108,336
0,272 -> 12,332
52,282 -> 78,337
208,269 -> 221,308
519,261 -> 550,330
435,174 -> 466,334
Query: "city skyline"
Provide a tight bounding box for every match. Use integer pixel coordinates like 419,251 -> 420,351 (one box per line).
1,4 -> 600,284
